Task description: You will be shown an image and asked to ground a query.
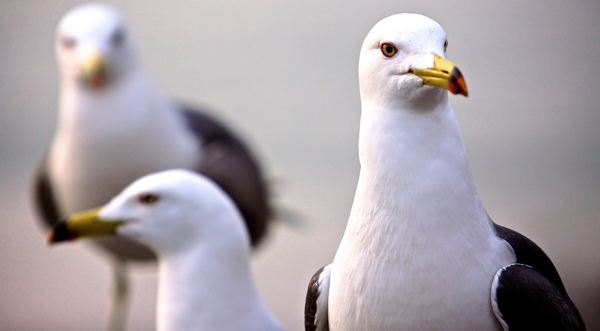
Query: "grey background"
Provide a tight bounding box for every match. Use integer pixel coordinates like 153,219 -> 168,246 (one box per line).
1,1 -> 599,330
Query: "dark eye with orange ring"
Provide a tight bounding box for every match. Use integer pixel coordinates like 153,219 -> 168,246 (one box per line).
380,42 -> 398,57
138,193 -> 160,205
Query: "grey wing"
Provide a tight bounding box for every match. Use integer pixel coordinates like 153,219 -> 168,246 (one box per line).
492,223 -> 585,330
305,264 -> 331,331
179,105 -> 272,247
492,263 -> 586,331
32,155 -> 62,228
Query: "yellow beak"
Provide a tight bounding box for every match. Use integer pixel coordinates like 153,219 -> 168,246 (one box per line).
411,54 -> 468,97
48,208 -> 123,244
81,51 -> 108,89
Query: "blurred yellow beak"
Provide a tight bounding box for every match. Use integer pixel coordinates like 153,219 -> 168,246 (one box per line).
81,51 -> 108,89
411,54 -> 468,97
48,207 -> 123,244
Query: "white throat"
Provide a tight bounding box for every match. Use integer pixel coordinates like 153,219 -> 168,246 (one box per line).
156,241 -> 280,331
329,95 -> 515,330
353,94 -> 484,233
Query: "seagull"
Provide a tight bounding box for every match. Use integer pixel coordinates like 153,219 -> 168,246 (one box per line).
32,3 -> 272,331
304,13 -> 585,331
49,169 -> 284,331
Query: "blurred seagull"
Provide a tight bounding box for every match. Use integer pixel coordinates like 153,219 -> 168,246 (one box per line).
32,3 -> 272,331
49,169 -> 284,331
304,14 -> 585,331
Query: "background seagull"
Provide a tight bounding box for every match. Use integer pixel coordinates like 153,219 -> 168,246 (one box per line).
32,3 -> 272,331
49,169 -> 284,331
305,13 -> 585,331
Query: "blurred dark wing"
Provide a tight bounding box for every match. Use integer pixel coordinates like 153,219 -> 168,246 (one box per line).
492,263 -> 586,331
32,155 -> 62,228
179,105 -> 272,247
305,264 -> 331,331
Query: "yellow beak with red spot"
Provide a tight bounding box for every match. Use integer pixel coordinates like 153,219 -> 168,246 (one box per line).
81,51 -> 109,89
48,207 -> 124,244
411,54 -> 468,97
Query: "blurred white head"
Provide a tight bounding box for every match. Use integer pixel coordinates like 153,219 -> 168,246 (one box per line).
56,2 -> 137,90
103,169 -> 250,256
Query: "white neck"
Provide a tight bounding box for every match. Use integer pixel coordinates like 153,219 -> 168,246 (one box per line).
157,243 -> 281,331
57,66 -> 158,139
350,95 -> 488,239
329,94 -> 514,330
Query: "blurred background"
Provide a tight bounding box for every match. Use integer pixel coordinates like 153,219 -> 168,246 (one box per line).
1,1 -> 599,330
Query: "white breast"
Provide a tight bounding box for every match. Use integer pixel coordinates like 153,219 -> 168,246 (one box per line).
328,101 -> 515,331
49,69 -> 200,214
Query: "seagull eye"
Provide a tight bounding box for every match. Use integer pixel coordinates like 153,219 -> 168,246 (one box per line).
138,194 -> 159,205
380,42 -> 398,58
60,36 -> 77,49
444,39 -> 448,53
111,29 -> 125,47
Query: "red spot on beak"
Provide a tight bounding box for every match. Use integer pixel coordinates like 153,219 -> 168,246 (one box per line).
48,222 -> 79,244
449,68 -> 468,97
90,74 -> 106,89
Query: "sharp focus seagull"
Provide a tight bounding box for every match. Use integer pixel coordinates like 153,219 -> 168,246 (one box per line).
49,169 -> 284,331
32,2 -> 272,330
304,13 -> 585,331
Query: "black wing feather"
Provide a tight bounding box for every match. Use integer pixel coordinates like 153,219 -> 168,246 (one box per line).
495,264 -> 585,331
305,267 -> 323,331
32,155 -> 62,228
493,223 -> 586,330
305,264 -> 330,331
494,223 -> 567,295
179,105 -> 272,247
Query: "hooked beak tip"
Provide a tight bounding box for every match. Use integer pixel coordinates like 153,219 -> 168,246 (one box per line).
450,70 -> 469,97
48,221 -> 77,244
411,54 -> 469,97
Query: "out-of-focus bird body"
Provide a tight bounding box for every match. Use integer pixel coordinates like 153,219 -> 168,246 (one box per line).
33,3 -> 272,330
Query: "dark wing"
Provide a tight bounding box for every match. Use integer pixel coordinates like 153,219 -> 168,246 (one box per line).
492,223 -> 586,330
32,155 -> 62,228
305,264 -> 331,331
179,105 -> 272,247
494,223 -> 567,294
492,264 -> 586,331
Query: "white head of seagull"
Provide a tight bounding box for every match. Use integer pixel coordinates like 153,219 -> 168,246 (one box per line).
102,169 -> 250,255
49,169 -> 283,331
355,14 -> 469,183
56,2 -> 135,90
359,13 -> 467,111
